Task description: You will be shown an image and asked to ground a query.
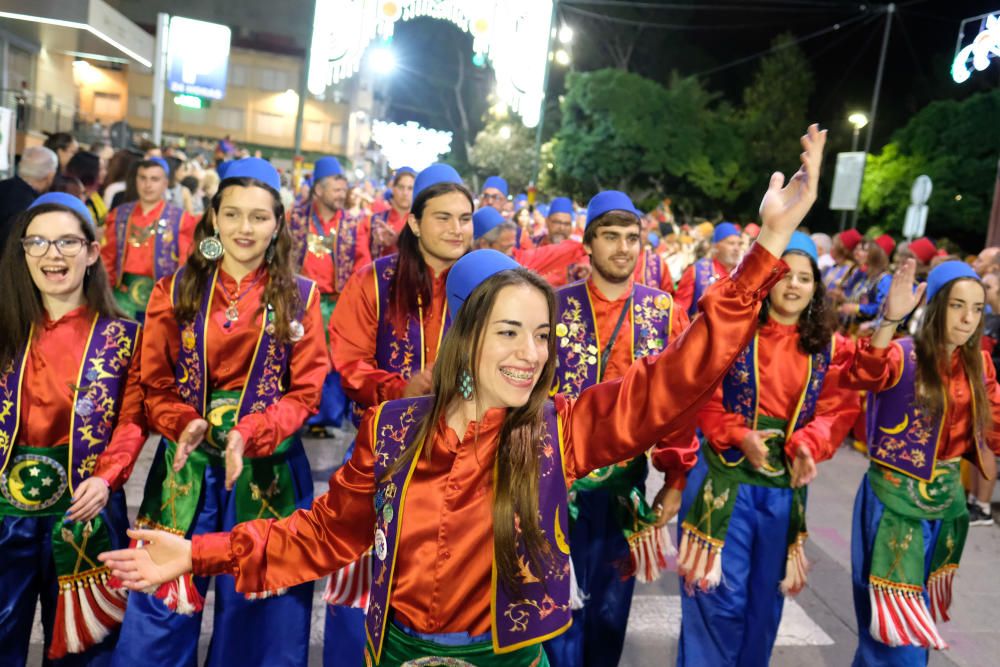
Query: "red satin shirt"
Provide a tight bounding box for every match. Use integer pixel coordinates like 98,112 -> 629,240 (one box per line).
330,263 -> 449,408
16,306 -> 146,490
674,258 -> 732,314
191,243 -> 786,636
513,240 -> 589,283
355,207 -> 408,269
100,201 -> 198,285
696,320 -> 860,463
140,267 -> 328,456
845,338 -> 1000,459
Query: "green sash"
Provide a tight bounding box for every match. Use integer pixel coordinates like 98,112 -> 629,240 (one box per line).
678,416 -> 808,594
864,460 -> 966,649
367,622 -> 550,667
114,273 -> 155,319
319,293 -> 336,345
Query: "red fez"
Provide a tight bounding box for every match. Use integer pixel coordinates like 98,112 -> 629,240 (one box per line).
839,229 -> 863,251
909,237 -> 937,264
744,223 -> 761,238
874,234 -> 896,257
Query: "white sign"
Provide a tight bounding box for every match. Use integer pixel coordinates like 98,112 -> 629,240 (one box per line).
904,205 -> 929,240
167,17 -> 232,100
830,152 -> 867,211
307,0 -> 552,127
0,107 -> 12,173
911,174 -> 932,205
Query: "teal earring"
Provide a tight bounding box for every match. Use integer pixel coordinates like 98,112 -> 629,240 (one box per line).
458,368 -> 474,401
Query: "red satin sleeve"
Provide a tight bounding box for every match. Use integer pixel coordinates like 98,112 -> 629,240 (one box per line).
513,240 -> 588,279
93,329 -> 149,490
329,264 -> 409,406
234,288 -> 329,456
673,264 -> 696,314
354,216 -> 373,271
140,278 -> 202,442
192,406 -> 379,588
100,208 -> 120,285
786,335 -> 861,462
560,243 -> 787,480
843,337 -> 903,393
983,355 -> 1000,456
697,385 -> 752,452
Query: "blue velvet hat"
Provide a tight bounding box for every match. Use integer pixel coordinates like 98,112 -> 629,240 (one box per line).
148,156 -> 170,176
585,191 -> 641,228
713,222 -> 740,243
313,156 -> 344,182
446,249 -> 519,316
782,231 -> 818,265
549,197 -> 573,217
413,163 -> 463,201
483,175 -> 509,197
925,260 -> 981,303
222,157 -> 281,191
473,207 -> 506,240
29,192 -> 94,226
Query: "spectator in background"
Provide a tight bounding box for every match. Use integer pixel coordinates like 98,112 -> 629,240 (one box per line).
200,170 -> 219,213
974,247 -> 1000,277
812,232 -> 834,271
42,132 -> 79,172
102,149 -> 142,206
49,174 -> 86,200
0,146 -> 59,253
180,174 -> 205,216
66,151 -> 108,230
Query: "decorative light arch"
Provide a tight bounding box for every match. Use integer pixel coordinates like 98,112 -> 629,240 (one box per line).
307,0 -> 553,127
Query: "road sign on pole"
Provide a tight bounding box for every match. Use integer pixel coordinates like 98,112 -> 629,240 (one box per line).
830,152 -> 867,211
903,175 -> 932,240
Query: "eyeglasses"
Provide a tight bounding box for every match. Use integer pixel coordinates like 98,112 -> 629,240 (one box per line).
480,193 -> 503,202
21,236 -> 89,257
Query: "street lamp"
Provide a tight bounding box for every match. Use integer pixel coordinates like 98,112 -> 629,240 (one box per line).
848,112 -> 869,151
369,46 -> 396,75
554,49 -> 571,66
558,25 -> 574,45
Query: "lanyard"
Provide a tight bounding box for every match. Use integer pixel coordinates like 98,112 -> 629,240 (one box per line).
598,291 -> 633,382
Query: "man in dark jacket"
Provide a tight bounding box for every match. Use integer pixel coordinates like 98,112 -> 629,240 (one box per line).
0,145 -> 58,253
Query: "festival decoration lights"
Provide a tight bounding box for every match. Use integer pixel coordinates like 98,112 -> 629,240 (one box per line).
371,120 -> 454,171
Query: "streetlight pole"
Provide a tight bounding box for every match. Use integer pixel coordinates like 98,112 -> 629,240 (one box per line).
840,112 -> 868,231
850,2 -> 895,229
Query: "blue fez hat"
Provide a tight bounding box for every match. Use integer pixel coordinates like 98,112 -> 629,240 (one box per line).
483,176 -> 508,197
446,249 -> 519,316
148,157 -> 170,176
549,197 -> 573,217
925,260 -> 981,303
29,192 -> 94,226
413,163 -> 463,201
394,166 -> 416,178
782,231 -> 818,265
313,157 -> 344,182
514,194 -> 528,210
585,191 -> 641,228
222,157 -> 281,191
536,203 -> 550,217
473,207 -> 506,240
713,222 -> 740,243
216,160 -> 232,179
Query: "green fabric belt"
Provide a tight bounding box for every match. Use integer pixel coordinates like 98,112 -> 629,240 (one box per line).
0,445 -> 72,517
115,273 -> 155,318
368,622 -> 551,667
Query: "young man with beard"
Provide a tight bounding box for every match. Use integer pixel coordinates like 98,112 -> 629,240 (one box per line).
355,166 -> 416,266
675,222 -> 744,317
545,191 -> 698,667
100,157 -> 198,320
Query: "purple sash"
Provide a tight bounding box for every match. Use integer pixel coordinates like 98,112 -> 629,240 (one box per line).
640,250 -> 662,288
867,337 -> 986,481
368,210 -> 391,259
366,396 -> 570,661
113,201 -> 185,285
689,257 -> 719,317
719,333 -> 834,465
289,202 -> 360,293
172,268 -> 315,417
553,281 -> 673,398
0,315 -> 140,491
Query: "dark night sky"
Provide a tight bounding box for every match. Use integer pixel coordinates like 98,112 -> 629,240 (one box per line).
379,1 -> 1000,158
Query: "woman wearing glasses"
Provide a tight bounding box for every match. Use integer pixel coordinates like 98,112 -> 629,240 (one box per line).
0,192 -> 146,665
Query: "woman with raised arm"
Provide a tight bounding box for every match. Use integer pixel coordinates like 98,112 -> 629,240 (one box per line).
845,258 -> 1000,665
0,193 -> 146,664
101,126 -> 826,666
110,158 -> 328,667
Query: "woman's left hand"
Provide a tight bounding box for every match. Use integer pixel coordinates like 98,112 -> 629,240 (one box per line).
66,477 -> 110,522
790,445 -> 817,488
652,484 -> 683,527
225,430 -> 245,491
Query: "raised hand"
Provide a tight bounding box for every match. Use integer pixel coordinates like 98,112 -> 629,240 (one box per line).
173,418 -> 209,472
756,124 -> 827,259
99,528 -> 193,591
66,477 -> 110,522
225,429 -> 245,491
883,258 -> 926,321
790,445 -> 817,488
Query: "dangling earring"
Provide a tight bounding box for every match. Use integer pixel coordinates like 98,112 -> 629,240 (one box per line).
804,300 -> 814,321
458,368 -> 474,401
199,230 -> 224,260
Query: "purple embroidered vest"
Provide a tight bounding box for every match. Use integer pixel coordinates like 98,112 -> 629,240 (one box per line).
719,333 -> 834,465
368,210 -> 392,259
689,257 -> 719,317
639,250 -> 662,288
867,337 -> 986,482
0,315 -> 140,491
171,269 -> 315,417
553,281 -> 673,398
365,396 -> 571,661
290,202 -> 360,293
113,201 -> 185,286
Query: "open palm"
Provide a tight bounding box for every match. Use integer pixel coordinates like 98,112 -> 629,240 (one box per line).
99,528 -> 193,591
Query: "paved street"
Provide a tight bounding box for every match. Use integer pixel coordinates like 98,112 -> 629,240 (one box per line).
30,431 -> 1000,666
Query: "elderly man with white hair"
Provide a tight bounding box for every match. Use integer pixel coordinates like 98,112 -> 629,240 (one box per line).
811,232 -> 834,271
0,145 -> 58,254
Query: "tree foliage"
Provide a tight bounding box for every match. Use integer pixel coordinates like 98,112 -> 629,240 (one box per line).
468,118 -> 536,194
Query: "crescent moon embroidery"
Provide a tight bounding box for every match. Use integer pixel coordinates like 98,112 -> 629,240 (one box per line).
879,415 -> 909,435
917,466 -> 948,502
554,505 -> 571,555
179,366 -> 189,384
7,460 -> 40,507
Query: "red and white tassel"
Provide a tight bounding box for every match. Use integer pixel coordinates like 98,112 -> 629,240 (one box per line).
324,551 -> 372,612
779,535 -> 811,596
244,587 -> 288,601
928,565 -> 957,623
154,573 -> 204,615
677,528 -> 723,593
568,558 -> 587,610
869,581 -> 947,650
47,573 -> 129,659
627,524 -> 677,583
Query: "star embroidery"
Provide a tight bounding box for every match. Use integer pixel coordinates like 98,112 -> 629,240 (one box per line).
28,467 -> 40,477
28,487 -> 40,497
41,477 -> 53,487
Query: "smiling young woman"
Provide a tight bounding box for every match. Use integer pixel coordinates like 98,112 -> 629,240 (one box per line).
101,125 -> 828,667
0,193 -> 146,664
110,158 -> 329,667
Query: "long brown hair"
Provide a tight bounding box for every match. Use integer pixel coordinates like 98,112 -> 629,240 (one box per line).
914,277 -> 990,440
387,268 -> 558,595
388,182 -> 474,328
759,253 -> 835,355
0,204 -> 121,367
173,178 -> 302,343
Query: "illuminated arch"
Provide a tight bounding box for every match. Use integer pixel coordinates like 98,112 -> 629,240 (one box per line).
307,0 -> 553,127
